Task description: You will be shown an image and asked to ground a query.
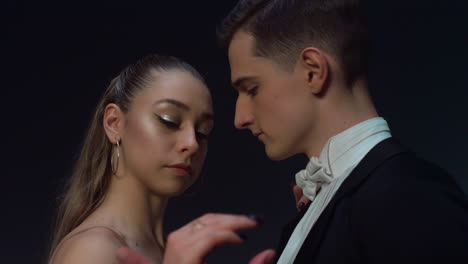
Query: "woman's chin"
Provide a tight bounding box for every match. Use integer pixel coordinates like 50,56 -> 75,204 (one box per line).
151,181 -> 192,198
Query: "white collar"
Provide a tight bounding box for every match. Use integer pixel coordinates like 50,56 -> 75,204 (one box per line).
280,117 -> 392,264
296,117 -> 391,201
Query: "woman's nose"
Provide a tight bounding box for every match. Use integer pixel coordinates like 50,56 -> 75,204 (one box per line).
178,128 -> 200,156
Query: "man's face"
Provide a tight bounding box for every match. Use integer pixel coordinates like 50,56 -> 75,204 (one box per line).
228,31 -> 318,160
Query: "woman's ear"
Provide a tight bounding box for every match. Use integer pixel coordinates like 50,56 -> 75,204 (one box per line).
298,47 -> 329,95
103,103 -> 124,144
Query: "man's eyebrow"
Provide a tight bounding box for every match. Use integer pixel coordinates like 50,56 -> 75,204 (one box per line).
153,99 -> 190,111
232,76 -> 257,90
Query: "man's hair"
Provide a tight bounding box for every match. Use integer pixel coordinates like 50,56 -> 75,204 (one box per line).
218,0 -> 368,85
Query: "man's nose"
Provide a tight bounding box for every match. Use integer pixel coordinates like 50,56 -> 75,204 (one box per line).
234,96 -> 254,130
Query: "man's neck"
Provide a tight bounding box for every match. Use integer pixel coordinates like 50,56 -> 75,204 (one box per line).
304,79 -> 378,158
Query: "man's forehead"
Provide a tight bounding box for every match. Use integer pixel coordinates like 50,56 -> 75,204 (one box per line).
228,31 -> 262,83
228,31 -> 255,63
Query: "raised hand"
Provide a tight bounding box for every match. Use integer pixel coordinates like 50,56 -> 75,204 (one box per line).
163,213 -> 261,264
117,213 -> 265,264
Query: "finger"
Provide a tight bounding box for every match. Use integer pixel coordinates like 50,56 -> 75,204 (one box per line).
292,185 -> 303,204
116,247 -> 154,264
292,185 -> 308,211
164,214 -> 262,263
165,230 -> 245,264
298,196 -> 310,205
196,213 -> 259,231
297,195 -> 311,212
249,249 -> 276,264
190,229 -> 245,256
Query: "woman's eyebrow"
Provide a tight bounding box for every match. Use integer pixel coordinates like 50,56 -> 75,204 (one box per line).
153,98 -> 190,111
154,98 -> 214,121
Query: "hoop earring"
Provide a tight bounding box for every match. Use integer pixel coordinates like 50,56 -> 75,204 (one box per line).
111,139 -> 120,175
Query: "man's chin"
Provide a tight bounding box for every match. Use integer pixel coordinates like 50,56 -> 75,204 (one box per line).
265,145 -> 293,161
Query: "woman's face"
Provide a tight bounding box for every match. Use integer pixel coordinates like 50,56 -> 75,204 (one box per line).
120,70 -> 213,197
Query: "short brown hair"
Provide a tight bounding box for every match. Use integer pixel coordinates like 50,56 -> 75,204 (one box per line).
218,0 -> 368,85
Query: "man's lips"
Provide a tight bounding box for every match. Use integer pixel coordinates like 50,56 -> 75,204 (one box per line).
253,132 -> 263,137
167,164 -> 192,175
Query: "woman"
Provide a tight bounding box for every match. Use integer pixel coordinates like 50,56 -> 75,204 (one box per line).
48,54 -> 263,264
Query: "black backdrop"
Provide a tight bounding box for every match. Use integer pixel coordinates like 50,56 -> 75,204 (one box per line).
4,1 -> 467,263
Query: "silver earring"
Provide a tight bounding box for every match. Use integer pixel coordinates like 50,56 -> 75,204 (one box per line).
111,139 -> 120,175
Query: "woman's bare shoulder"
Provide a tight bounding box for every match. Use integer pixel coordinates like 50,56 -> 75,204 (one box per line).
50,227 -> 123,264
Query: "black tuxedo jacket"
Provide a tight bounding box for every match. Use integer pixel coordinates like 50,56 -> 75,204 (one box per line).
276,138 -> 468,264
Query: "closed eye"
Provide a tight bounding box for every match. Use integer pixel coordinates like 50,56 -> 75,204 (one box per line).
155,114 -> 179,129
247,86 -> 258,96
196,131 -> 209,141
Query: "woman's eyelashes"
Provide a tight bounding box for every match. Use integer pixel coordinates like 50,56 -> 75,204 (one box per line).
155,113 -> 210,140
196,130 -> 210,140
156,114 -> 180,129
195,125 -> 212,141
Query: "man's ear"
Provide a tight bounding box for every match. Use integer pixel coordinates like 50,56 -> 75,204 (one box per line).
298,47 -> 329,95
103,103 -> 124,144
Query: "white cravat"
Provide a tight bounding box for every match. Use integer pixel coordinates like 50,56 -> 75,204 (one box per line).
295,156 -> 333,202
277,117 -> 392,264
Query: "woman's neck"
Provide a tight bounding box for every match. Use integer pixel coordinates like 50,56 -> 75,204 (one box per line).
86,175 -> 167,251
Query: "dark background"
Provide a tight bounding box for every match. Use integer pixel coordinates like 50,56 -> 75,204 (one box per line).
4,1 -> 467,263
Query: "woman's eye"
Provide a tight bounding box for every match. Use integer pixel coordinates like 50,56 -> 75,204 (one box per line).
196,131 -> 209,141
247,86 -> 258,96
156,114 -> 179,129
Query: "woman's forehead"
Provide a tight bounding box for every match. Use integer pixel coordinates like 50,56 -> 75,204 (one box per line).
133,71 -> 213,112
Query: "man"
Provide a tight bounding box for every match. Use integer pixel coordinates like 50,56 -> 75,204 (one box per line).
218,0 -> 468,263
119,0 -> 468,263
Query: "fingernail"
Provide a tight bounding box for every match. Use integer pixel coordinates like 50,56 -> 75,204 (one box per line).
247,214 -> 265,225
298,202 -> 305,212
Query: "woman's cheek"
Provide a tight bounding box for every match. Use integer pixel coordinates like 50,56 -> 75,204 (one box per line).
127,117 -> 166,164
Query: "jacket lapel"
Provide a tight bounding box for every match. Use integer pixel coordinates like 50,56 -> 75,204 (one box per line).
276,138 -> 408,263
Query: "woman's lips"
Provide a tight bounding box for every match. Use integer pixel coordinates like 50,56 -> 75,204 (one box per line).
169,167 -> 189,176
167,164 -> 192,176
